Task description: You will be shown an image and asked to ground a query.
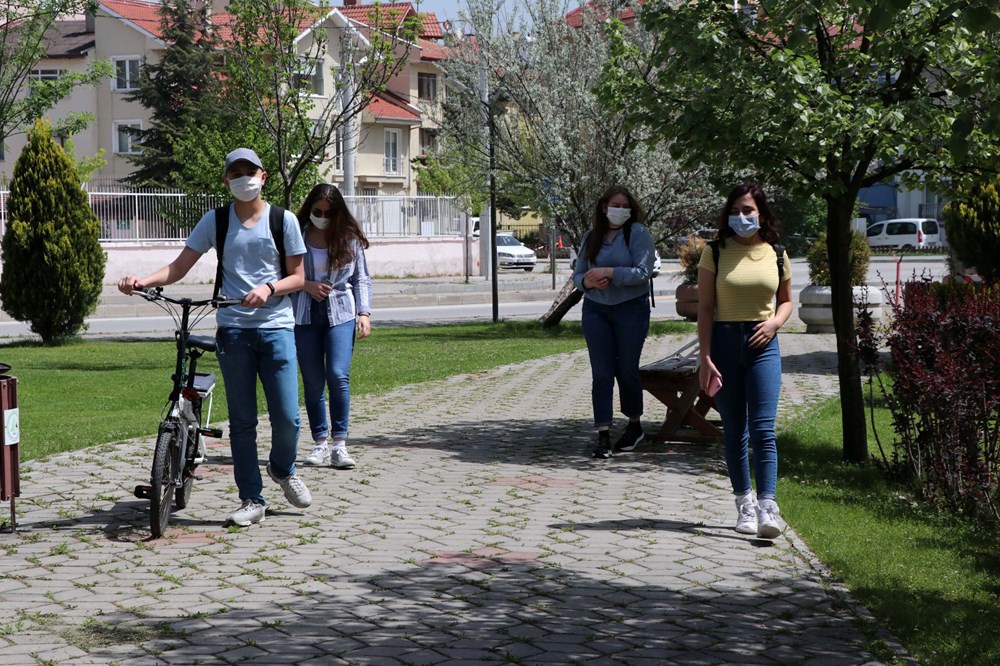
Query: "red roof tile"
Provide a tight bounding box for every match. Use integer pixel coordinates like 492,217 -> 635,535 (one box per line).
367,91 -> 420,121
418,37 -> 448,62
566,1 -> 639,28
99,0 -> 163,38
420,12 -> 443,39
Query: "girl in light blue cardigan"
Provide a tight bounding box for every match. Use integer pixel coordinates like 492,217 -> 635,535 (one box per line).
572,185 -> 656,458
293,184 -> 372,470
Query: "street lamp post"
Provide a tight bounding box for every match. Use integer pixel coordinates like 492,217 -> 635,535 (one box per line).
488,105 -> 499,323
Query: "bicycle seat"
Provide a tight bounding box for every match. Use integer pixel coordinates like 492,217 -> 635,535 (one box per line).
186,335 -> 217,352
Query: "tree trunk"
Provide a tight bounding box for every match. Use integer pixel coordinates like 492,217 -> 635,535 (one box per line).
825,196 -> 868,463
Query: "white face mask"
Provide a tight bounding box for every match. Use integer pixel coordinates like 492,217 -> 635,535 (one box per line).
228,175 -> 263,202
606,207 -> 631,228
310,214 -> 330,229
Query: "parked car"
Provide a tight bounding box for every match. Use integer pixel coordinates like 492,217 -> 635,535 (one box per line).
865,218 -> 942,251
496,233 -> 537,271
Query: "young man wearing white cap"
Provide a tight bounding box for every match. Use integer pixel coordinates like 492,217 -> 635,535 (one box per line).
118,148 -> 311,527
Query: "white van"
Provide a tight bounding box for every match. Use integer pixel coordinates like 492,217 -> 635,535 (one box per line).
865,218 -> 942,251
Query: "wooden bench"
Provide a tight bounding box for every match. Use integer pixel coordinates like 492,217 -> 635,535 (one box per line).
639,339 -> 722,443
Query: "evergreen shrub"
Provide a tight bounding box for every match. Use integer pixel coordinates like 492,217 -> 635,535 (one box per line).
0,120 -> 106,343
942,180 -> 1000,283
806,230 -> 869,287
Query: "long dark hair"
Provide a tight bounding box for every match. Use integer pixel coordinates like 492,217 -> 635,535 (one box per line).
296,183 -> 370,270
715,183 -> 780,247
584,185 -> 646,263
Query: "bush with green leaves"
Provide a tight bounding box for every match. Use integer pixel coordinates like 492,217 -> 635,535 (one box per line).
942,180 -> 1000,283
0,120 -> 105,344
806,230 -> 869,287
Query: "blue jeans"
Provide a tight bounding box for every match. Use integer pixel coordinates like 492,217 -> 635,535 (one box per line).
710,321 -> 781,500
295,300 -> 355,442
216,327 -> 301,504
582,295 -> 650,428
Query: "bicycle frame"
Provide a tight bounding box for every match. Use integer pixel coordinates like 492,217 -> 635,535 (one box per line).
132,288 -> 240,537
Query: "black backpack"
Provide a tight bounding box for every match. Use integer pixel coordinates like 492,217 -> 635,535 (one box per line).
212,204 -> 289,299
707,239 -> 786,291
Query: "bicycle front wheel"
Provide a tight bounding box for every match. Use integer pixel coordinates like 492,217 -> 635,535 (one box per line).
150,426 -> 179,538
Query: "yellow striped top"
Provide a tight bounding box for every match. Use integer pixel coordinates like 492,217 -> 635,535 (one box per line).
697,241 -> 792,321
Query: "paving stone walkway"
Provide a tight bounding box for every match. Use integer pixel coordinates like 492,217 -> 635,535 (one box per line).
0,332 -> 904,665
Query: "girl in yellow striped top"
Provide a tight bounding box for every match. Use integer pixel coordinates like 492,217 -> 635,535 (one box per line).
696,184 -> 793,539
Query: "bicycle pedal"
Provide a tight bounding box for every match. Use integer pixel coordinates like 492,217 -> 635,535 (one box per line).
134,485 -> 152,499
199,427 -> 223,438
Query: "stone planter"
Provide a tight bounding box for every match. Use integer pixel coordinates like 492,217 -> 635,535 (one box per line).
798,285 -> 883,334
675,283 -> 699,321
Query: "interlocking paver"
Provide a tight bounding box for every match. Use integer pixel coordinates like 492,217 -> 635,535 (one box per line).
0,330 -> 909,664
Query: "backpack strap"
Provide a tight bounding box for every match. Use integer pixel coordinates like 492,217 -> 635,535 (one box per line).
269,204 -> 289,279
213,204 -> 288,300
213,205 -> 230,300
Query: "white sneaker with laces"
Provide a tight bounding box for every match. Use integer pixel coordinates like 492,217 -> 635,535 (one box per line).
227,500 -> 265,527
266,463 -> 312,508
330,447 -> 356,470
757,499 -> 783,539
303,442 -> 330,466
735,496 -> 758,535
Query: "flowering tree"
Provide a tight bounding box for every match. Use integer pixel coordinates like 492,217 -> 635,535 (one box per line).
602,0 -> 1000,462
435,0 -> 717,246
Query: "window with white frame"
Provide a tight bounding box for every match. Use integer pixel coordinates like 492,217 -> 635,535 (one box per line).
383,129 -> 400,175
112,57 -> 141,91
114,121 -> 142,154
29,69 -> 65,96
361,187 -> 377,197
292,58 -> 324,96
417,72 -> 438,101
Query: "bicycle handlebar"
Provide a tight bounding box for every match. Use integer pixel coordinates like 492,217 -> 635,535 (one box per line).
135,287 -> 242,308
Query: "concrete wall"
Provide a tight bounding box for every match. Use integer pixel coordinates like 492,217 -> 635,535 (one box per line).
101,236 -> 480,284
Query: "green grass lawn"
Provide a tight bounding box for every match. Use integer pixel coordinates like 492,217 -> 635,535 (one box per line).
1,319 -> 691,461
780,394 -> 1000,666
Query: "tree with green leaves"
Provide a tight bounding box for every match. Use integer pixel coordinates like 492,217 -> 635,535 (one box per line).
222,0 -> 419,208
0,0 -> 110,149
602,0 -> 1000,462
0,120 -> 105,344
440,0 -> 717,247
123,0 -> 219,188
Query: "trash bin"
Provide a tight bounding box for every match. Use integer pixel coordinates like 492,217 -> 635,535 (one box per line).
0,366 -> 20,531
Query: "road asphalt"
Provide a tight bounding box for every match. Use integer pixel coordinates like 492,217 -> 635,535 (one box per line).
0,269 -> 912,664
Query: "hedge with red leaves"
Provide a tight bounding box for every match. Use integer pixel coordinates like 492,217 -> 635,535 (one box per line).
879,282 -> 1000,522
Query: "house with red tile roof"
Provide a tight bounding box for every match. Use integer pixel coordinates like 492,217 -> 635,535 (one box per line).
1,0 -> 450,197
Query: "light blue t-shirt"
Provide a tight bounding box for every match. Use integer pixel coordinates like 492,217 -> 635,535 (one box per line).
186,204 -> 306,329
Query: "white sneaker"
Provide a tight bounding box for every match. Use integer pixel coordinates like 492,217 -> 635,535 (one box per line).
303,443 -> 330,466
227,500 -> 265,527
734,496 -> 758,535
330,447 -> 356,470
266,463 -> 312,508
757,499 -> 783,539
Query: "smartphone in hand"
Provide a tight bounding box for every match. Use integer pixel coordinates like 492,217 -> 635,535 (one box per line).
707,375 -> 722,397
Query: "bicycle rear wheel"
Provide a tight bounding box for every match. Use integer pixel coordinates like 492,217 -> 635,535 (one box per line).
150,426 -> 179,538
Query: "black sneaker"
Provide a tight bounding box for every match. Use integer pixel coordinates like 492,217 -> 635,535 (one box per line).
614,421 -> 644,452
592,431 -> 612,459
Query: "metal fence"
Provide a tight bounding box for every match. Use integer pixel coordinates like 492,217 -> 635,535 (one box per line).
0,185 -> 469,241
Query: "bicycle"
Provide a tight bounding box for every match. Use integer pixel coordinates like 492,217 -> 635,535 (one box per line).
131,288 -> 241,538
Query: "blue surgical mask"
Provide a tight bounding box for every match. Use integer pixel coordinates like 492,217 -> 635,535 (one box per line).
728,213 -> 760,238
